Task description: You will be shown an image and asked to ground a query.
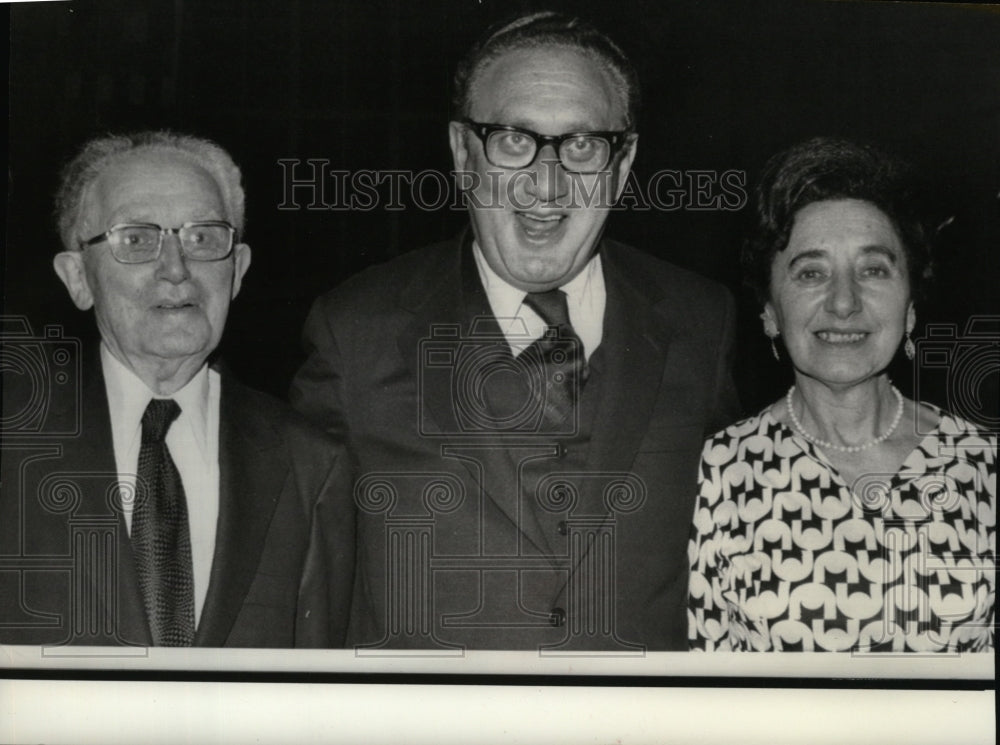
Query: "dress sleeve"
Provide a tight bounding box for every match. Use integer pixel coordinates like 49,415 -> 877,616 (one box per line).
687,435 -> 733,651
981,434 -> 997,651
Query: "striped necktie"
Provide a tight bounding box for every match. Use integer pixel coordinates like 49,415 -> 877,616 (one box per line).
521,289 -> 589,430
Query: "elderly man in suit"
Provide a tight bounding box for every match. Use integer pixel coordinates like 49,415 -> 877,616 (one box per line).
291,12 -> 739,651
1,131 -> 354,648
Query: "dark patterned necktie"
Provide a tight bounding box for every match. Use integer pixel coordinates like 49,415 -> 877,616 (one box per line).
522,289 -> 589,429
132,398 -> 195,646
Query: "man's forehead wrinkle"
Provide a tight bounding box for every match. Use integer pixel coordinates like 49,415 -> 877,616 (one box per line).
91,152 -> 227,225
470,47 -> 623,132
492,85 -> 614,130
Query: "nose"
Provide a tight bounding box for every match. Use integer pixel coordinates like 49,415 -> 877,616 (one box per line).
524,144 -> 569,203
825,271 -> 861,318
155,231 -> 192,284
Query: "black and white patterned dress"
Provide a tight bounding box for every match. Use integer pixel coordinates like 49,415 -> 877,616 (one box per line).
687,404 -> 996,652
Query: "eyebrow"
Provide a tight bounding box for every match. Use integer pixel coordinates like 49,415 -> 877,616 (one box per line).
786,249 -> 826,268
500,119 -> 607,135
859,244 -> 900,263
786,244 -> 900,269
108,209 -> 225,224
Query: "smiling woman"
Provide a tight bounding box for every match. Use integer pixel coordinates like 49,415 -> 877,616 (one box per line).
767,198 -> 914,396
686,137 -> 997,653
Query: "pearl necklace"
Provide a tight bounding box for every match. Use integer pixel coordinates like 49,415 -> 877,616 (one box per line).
785,384 -> 904,453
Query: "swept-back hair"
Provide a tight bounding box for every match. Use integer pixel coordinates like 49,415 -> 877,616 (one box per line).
452,10 -> 640,131
55,130 -> 245,251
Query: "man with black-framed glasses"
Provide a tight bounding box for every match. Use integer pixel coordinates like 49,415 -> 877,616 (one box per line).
1,131 -> 355,648
292,12 -> 740,651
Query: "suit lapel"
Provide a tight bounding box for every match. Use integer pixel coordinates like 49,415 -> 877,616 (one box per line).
531,246 -> 674,582
394,234 -> 553,556
587,246 -> 672,477
71,350 -> 150,646
194,377 -> 287,646
503,243 -> 674,557
396,232 -> 489,438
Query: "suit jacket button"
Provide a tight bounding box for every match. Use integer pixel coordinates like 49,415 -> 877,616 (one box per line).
549,607 -> 566,627
557,520 -> 568,536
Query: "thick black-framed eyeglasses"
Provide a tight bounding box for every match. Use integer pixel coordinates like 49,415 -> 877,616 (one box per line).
460,119 -> 632,174
79,221 -> 237,264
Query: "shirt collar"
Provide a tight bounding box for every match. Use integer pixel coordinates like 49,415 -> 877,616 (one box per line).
471,241 -> 603,312
471,241 -> 605,358
471,242 -> 526,325
101,343 -> 211,453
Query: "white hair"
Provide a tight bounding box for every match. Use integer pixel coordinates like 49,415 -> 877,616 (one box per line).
55,130 -> 245,251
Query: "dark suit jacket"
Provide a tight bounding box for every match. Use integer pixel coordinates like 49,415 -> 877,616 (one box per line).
0,348 -> 355,648
290,235 -> 739,651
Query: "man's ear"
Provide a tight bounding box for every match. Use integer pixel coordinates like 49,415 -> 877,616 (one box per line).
449,121 -> 471,173
53,251 -> 95,310
613,134 -> 638,202
230,243 -> 252,299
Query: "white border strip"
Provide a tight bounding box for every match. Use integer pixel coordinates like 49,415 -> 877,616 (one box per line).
1,681 -> 994,745
1,645 -> 994,679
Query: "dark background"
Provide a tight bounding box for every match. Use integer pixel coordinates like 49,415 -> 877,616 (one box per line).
6,0 -> 999,417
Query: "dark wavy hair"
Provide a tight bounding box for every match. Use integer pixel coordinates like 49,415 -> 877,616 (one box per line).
743,136 -> 933,305
451,10 -> 640,131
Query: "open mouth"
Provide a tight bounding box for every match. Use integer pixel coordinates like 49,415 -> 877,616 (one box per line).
815,330 -> 868,344
516,211 -> 566,239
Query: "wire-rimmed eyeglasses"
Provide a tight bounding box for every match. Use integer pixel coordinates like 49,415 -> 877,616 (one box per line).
79,221 -> 237,264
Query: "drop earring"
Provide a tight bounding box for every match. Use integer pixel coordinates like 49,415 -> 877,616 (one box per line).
904,306 -> 916,361
761,311 -> 780,361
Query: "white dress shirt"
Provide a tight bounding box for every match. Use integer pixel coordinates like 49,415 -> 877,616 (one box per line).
471,242 -> 606,361
101,344 -> 220,626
